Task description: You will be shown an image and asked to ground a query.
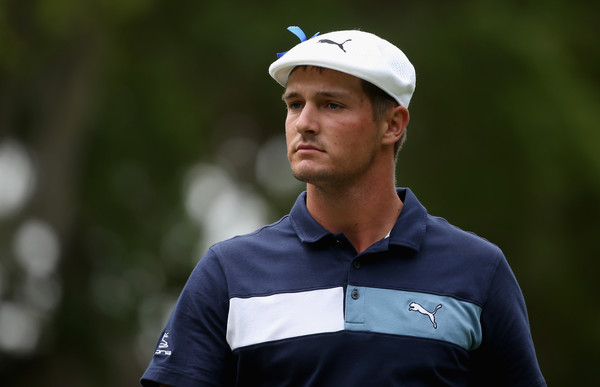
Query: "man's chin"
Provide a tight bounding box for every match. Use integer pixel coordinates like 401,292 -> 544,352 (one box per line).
292,169 -> 334,186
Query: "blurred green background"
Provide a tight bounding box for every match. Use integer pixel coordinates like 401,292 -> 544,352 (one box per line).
1,0 -> 598,385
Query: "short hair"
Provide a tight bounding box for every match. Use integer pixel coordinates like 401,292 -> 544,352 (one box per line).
360,80 -> 407,158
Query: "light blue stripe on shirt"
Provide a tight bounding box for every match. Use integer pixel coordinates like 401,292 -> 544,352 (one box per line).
345,286 -> 482,351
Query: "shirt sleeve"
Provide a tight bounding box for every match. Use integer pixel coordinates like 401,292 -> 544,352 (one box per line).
469,253 -> 546,386
140,248 -> 236,387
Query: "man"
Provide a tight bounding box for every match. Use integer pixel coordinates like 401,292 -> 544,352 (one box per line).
141,27 -> 546,386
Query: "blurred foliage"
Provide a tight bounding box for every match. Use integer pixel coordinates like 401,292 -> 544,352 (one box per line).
0,0 -> 598,385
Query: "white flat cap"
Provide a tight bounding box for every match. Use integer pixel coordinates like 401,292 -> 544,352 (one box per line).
269,29 -> 416,107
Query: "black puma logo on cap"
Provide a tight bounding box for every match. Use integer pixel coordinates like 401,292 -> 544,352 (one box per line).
318,39 -> 352,52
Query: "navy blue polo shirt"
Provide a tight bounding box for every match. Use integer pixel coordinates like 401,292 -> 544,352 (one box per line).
141,188 -> 545,387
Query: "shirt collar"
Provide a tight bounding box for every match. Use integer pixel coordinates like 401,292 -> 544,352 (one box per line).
388,187 -> 427,251
289,191 -> 332,243
289,188 -> 428,252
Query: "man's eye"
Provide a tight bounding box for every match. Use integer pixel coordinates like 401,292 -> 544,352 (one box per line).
327,103 -> 342,110
288,102 -> 302,110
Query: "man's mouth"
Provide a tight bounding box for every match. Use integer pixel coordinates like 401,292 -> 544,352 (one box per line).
296,143 -> 324,153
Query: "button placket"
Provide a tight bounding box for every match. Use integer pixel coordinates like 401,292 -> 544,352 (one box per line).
345,286 -> 365,325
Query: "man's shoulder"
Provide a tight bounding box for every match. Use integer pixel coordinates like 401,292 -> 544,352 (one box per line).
209,214 -> 296,253
399,188 -> 501,255
425,213 -> 503,258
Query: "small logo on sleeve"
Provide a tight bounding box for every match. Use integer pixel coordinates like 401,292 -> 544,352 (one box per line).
154,332 -> 172,356
409,302 -> 443,329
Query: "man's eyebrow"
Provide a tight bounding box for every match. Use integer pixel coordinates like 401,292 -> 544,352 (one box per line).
282,91 -> 351,101
282,91 -> 300,101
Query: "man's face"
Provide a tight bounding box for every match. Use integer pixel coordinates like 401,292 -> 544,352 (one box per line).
283,66 -> 385,188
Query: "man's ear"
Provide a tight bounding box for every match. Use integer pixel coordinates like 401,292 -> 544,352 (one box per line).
381,105 -> 410,145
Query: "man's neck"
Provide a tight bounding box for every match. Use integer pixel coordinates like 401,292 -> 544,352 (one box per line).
305,180 -> 403,254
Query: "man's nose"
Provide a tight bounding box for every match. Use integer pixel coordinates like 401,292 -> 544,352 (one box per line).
295,103 -> 319,135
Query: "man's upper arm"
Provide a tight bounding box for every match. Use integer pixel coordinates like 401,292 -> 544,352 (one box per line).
140,248 -> 236,386
470,255 -> 546,386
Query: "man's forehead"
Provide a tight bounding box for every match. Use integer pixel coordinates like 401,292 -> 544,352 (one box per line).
284,66 -> 364,95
